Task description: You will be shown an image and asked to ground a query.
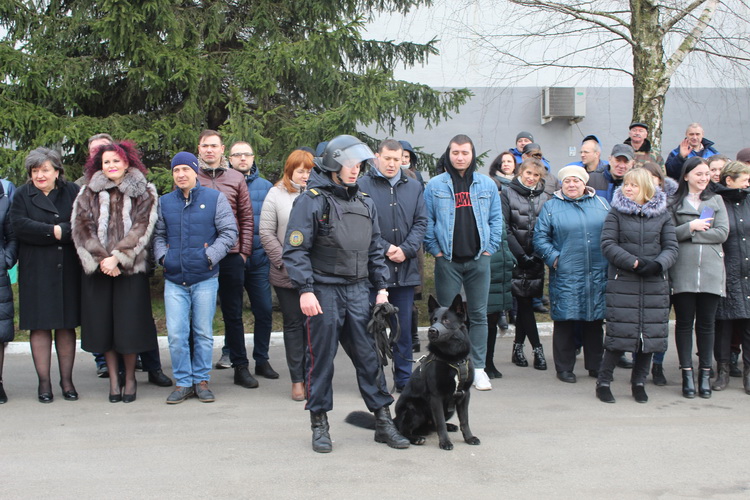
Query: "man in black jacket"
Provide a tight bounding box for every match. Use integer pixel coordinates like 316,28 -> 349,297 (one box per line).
358,139 -> 427,392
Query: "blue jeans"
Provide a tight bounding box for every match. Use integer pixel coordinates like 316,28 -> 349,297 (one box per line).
434,255 -> 491,368
164,277 -> 218,387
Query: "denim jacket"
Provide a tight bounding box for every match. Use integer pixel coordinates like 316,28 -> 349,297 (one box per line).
423,172 -> 503,261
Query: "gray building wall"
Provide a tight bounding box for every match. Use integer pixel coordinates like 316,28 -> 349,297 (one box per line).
363,87 -> 750,177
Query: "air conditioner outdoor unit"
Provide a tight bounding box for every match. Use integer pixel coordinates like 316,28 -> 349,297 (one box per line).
541,87 -> 586,125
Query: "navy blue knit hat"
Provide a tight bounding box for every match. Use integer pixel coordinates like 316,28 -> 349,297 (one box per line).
171,152 -> 200,173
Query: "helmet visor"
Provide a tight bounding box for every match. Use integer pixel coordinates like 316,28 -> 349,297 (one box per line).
331,142 -> 375,170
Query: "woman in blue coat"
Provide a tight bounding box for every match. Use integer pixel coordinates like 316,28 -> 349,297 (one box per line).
533,165 -> 610,383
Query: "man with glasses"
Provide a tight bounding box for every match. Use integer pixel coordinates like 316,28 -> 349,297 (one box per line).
195,130 -> 259,390
226,141 -> 277,381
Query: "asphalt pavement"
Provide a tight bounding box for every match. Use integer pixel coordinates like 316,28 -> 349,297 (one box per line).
2,327 -> 749,499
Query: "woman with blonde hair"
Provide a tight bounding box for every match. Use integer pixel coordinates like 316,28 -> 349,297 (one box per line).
596,168 -> 678,403
259,149 -> 314,400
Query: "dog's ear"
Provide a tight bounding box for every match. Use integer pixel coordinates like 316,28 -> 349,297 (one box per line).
450,294 -> 466,319
428,295 -> 440,315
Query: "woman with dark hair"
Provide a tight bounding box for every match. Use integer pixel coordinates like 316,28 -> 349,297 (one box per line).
489,151 -> 517,190
72,141 -> 159,403
502,158 -> 550,370
0,177 -> 18,404
596,168 -> 678,403
11,147 -> 81,403
669,156 -> 729,399
259,149 -> 314,400
712,161 -> 750,393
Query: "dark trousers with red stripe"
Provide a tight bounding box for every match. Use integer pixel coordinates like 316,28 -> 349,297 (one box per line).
304,281 -> 394,413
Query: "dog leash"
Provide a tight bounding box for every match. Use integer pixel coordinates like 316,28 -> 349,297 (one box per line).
367,302 -> 401,395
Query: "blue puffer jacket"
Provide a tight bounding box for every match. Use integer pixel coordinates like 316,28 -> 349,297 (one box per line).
242,163 -> 273,269
533,187 -> 610,321
153,183 -> 238,286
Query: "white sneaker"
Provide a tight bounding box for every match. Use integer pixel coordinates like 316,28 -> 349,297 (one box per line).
473,368 -> 492,391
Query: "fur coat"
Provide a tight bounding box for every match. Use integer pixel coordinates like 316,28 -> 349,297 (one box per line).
72,168 -> 158,275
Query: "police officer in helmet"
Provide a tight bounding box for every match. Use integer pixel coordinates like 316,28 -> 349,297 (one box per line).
283,135 -> 409,453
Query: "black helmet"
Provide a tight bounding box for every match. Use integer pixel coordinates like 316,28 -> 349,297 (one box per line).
319,135 -> 375,173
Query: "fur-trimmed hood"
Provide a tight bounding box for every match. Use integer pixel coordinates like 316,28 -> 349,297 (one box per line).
610,186 -> 668,217
662,177 -> 678,197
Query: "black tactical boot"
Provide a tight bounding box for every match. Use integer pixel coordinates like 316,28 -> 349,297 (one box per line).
373,406 -> 409,449
310,411 -> 332,453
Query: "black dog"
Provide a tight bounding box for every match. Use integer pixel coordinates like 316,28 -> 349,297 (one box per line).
346,294 -> 480,450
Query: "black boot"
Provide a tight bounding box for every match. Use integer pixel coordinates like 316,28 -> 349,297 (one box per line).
512,342 -> 528,367
712,362 -> 730,391
651,362 -> 667,386
373,406 -> 409,449
310,411 -> 332,453
498,312 -> 509,331
596,384 -> 615,403
744,366 -> 750,395
484,363 -> 503,379
532,345 -> 547,370
632,384 -> 648,403
234,366 -> 259,389
698,368 -> 712,398
681,368 -> 696,399
730,351 -> 742,377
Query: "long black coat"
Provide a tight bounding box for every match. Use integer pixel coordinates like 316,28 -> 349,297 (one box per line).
715,184 -> 750,320
600,188 -> 678,353
0,181 -> 18,342
501,177 -> 550,298
10,181 -> 81,330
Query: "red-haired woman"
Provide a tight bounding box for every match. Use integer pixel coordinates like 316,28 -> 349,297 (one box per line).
259,149 -> 314,400
72,141 -> 159,403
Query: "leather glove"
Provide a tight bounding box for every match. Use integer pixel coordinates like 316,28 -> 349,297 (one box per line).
634,259 -> 661,276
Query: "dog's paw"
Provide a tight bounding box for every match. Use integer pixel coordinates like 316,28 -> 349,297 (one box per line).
446,423 -> 458,432
410,436 -> 426,445
465,436 -> 480,445
439,440 -> 454,450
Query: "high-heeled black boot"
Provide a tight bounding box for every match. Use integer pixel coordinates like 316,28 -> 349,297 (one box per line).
698,368 -> 712,398
681,368 -> 695,399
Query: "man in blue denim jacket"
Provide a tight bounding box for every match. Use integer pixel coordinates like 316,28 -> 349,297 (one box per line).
423,134 -> 503,391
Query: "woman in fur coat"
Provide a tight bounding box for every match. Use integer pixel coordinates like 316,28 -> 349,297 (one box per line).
596,168 -> 678,403
72,141 -> 159,403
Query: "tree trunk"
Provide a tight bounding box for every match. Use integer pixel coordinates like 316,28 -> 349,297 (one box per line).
630,0 -> 670,155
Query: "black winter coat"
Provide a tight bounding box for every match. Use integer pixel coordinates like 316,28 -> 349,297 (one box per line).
501,178 -> 550,298
600,188 -> 678,353
0,181 -> 18,341
357,169 -> 427,288
715,185 -> 750,320
10,181 -> 81,330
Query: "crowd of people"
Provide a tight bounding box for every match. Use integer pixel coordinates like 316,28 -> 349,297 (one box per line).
1,122 -> 749,453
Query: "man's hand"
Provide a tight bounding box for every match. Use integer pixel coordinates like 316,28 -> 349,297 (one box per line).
386,245 -> 406,263
375,292 -> 389,305
300,292 -> 323,317
679,137 -> 691,158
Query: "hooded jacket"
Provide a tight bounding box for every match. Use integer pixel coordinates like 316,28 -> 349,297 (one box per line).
533,187 -> 610,321
714,184 -> 750,319
282,168 -> 388,293
600,188 -> 678,353
423,143 -> 503,261
239,162 -> 273,267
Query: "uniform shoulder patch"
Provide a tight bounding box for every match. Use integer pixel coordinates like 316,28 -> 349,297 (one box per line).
288,230 -> 304,247
305,188 -> 321,198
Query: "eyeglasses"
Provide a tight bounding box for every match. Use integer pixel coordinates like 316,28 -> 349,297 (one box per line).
230,152 -> 255,158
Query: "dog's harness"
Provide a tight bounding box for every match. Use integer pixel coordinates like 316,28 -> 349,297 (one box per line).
419,353 -> 471,398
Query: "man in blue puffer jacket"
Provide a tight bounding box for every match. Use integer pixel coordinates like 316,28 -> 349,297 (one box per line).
154,152 -> 238,404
